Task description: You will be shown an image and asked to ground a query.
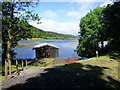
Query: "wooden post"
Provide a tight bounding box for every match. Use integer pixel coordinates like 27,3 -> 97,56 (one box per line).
65,59 -> 68,64
16,59 -> 18,74
9,60 -> 11,75
68,58 -> 69,64
52,59 -> 55,68
26,60 -> 27,68
96,51 -> 98,58
22,59 -> 24,70
5,60 -> 8,79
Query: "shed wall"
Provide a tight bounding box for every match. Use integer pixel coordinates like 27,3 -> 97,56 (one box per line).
35,45 -> 59,59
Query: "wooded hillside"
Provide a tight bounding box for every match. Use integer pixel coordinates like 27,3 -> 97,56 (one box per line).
30,25 -> 76,40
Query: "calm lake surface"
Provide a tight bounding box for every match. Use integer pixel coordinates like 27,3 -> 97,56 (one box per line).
14,40 -> 79,59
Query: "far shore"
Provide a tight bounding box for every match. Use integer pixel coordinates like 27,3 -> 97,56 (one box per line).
18,39 -> 78,47
26,37 -> 78,41
0,38 -> 78,47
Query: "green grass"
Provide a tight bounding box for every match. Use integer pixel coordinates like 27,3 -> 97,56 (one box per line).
1,52 -> 120,87
31,55 -> 120,83
26,38 -> 46,41
26,37 -> 78,41
108,51 -> 120,62
77,56 -> 120,81
18,43 -> 38,47
50,56 -> 119,88
29,58 -> 54,67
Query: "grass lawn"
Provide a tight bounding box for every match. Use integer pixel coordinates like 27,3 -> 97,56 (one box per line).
29,58 -> 55,69
30,55 -> 120,83
77,56 -> 120,81
6,55 -> 120,88
42,56 -> 119,88
1,55 -> 120,88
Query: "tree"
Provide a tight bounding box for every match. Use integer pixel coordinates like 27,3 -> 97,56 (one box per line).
77,2 -> 120,58
103,2 -> 120,51
2,1 -> 40,75
0,2 -> 1,41
77,6 -> 105,58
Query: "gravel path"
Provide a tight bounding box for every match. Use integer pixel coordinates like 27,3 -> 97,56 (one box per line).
2,68 -> 47,89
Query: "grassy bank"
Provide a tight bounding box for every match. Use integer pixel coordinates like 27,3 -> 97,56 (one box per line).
1,54 -> 120,87
26,38 -> 46,41
78,56 -> 119,81
18,43 -> 38,47
51,56 -> 119,88
26,37 -> 78,41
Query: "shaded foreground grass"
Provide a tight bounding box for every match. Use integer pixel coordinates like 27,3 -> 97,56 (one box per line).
78,56 -> 120,81
3,56 -> 120,89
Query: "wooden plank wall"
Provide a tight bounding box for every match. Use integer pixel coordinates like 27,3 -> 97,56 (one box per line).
35,46 -> 59,59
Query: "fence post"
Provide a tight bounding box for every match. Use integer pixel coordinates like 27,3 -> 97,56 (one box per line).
8,58 -> 11,75
68,58 -> 69,64
96,51 -> 98,58
22,59 -> 24,70
5,59 -> 8,79
16,59 -> 18,74
65,58 -> 68,64
26,60 -> 27,68
52,59 -> 55,68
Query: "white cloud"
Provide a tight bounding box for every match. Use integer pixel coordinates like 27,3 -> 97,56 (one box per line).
29,1 -> 111,36
100,1 -> 113,7
66,9 -> 91,19
67,11 -> 82,19
66,2 -> 93,19
29,19 -> 79,35
43,10 -> 58,18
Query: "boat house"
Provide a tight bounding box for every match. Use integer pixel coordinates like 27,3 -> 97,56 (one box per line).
32,43 -> 60,59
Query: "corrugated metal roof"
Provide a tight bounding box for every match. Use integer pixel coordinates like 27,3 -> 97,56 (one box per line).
33,43 -> 60,49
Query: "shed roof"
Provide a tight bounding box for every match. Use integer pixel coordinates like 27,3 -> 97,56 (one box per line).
33,43 -> 60,49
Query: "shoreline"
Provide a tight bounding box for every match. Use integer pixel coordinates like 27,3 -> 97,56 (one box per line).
26,37 -> 78,41
18,39 -> 78,47
0,39 -> 78,47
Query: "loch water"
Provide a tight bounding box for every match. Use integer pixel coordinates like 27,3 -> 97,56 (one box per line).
14,40 -> 79,59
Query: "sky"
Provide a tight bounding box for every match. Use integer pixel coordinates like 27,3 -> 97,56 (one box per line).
28,0 -> 113,36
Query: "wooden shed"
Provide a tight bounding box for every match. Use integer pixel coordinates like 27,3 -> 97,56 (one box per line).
32,43 -> 60,59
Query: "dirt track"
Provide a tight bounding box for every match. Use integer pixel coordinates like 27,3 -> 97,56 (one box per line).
2,68 -> 47,89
